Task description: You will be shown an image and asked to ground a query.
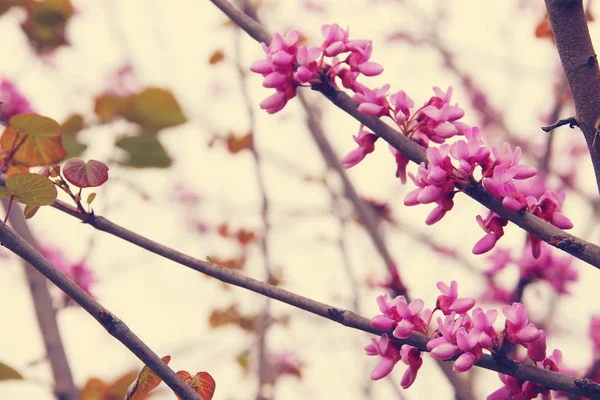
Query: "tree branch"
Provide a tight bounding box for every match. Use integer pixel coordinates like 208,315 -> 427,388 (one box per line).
545,0 -> 600,193
0,222 -> 203,400
207,0 -> 600,269
44,199 -> 600,398
2,201 -> 78,400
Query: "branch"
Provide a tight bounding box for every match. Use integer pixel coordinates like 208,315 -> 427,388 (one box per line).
207,0 -> 600,269
0,222 -> 203,400
545,0 -> 600,194
541,117 -> 578,133
2,201 -> 78,400
47,200 -> 600,398
298,92 -> 405,294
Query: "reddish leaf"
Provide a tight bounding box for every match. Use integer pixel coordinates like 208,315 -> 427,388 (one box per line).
176,371 -> 216,400
208,49 -> 225,65
63,159 -> 109,188
80,377 -> 109,400
226,132 -> 252,154
217,223 -> 229,237
190,372 -> 216,400
1,126 -> 67,167
236,228 -> 255,246
208,304 -> 240,328
534,13 -> 553,41
125,355 -> 171,400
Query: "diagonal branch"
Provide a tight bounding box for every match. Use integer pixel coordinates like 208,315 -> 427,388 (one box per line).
208,0 -> 600,269
545,0 -> 600,194
47,199 -> 600,398
0,222 -> 203,400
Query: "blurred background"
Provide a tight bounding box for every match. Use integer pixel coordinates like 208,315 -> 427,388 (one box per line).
0,0 -> 598,399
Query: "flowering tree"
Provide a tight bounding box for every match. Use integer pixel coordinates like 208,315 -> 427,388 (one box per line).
3,0 -> 600,399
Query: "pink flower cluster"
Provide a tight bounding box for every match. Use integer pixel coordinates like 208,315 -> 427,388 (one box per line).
250,24 -> 383,114
40,245 -> 95,306
0,79 -> 34,125
484,243 -> 578,296
250,25 -> 574,260
367,281 -> 570,398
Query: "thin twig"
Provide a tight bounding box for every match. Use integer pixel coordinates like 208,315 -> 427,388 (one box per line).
0,221 -> 203,400
541,117 -> 578,133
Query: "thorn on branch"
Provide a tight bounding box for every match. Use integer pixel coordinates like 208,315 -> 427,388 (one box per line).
541,117 -> 578,132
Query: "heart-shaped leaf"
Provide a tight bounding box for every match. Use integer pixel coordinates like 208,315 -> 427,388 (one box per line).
125,355 -> 171,400
0,173 -> 57,206
63,159 -> 109,188
176,371 -> 216,400
9,113 -> 61,137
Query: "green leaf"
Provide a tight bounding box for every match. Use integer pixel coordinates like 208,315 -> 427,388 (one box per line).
116,134 -> 172,169
0,361 -> 23,381
9,113 -> 61,137
133,88 -> 187,129
23,204 -> 40,219
4,173 -> 57,206
61,114 -> 87,158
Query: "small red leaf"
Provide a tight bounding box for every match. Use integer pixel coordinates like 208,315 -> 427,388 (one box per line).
63,159 -> 109,188
125,355 -> 171,400
176,371 -> 216,400
191,372 -> 216,400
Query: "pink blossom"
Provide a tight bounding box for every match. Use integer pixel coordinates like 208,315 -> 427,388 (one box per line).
416,86 -> 469,143
368,264 -> 407,294
341,125 -> 378,168
0,79 -> 35,124
472,212 -> 507,255
370,294 -> 427,338
321,24 -> 349,57
40,246 -> 96,305
365,334 -> 401,380
487,374 -> 524,400
390,146 -> 410,184
405,146 -> 456,225
354,84 -> 391,117
399,345 -> 422,389
436,281 -> 475,315
516,242 -> 577,294
346,40 -> 383,77
484,248 -> 512,276
390,90 -> 414,126
590,316 -> 600,358
502,302 -> 542,345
